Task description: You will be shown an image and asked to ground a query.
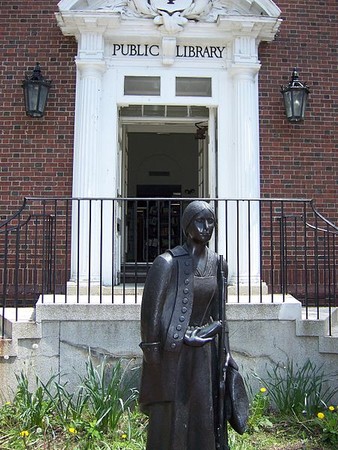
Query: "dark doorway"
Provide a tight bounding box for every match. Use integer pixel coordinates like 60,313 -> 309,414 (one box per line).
127,185 -> 182,263
124,131 -> 199,271
137,184 -> 181,197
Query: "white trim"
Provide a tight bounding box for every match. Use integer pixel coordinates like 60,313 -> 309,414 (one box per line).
56,0 -> 281,284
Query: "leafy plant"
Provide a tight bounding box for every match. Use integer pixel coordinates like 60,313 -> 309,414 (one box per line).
253,359 -> 338,417
247,387 -> 273,432
81,356 -> 138,435
315,405 -> 338,446
41,376 -> 89,427
14,371 -> 56,430
1,358 -> 337,449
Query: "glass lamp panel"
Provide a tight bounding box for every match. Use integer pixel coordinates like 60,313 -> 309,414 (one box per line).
283,90 -> 293,119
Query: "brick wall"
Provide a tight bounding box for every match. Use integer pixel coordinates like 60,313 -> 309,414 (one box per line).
1,1 -> 76,219
259,0 -> 338,224
1,1 -> 337,224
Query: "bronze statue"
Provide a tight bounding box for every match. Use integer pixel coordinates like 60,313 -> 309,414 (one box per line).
139,200 -> 248,450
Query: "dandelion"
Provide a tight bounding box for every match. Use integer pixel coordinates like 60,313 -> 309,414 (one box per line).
121,433 -> 128,440
68,427 -> 77,434
317,412 -> 325,420
328,405 -> 335,411
260,387 -> 267,393
20,430 -> 29,437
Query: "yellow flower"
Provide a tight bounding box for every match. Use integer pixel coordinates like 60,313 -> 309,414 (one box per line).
328,405 -> 335,411
121,433 -> 128,440
317,412 -> 325,420
20,430 -> 29,437
260,387 -> 267,393
68,427 -> 77,434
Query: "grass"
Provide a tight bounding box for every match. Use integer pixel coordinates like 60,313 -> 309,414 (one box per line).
0,357 -> 337,449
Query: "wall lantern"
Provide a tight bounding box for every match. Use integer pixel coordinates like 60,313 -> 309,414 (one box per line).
22,63 -> 51,118
281,69 -> 309,123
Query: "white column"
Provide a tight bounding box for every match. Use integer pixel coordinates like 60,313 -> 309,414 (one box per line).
227,36 -> 261,286
71,31 -> 106,282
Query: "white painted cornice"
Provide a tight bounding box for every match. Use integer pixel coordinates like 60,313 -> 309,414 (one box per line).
56,0 -> 282,42
217,15 -> 281,41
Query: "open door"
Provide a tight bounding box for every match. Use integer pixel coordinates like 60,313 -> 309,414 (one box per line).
118,105 -> 213,277
208,107 -> 217,198
115,121 -> 129,281
197,107 -> 217,198
197,133 -> 208,197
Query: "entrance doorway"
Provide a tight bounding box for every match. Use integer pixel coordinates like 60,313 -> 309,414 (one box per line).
128,132 -> 198,198
126,131 -> 198,262
118,105 -> 214,265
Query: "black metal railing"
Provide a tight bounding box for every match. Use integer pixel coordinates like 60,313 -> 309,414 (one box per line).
1,197 -> 337,337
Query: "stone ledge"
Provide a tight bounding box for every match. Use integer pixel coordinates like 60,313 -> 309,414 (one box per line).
1,308 -> 40,339
226,295 -> 301,321
297,307 -> 338,338
36,300 -> 141,322
296,318 -> 329,337
319,335 -> 338,354
35,294 -> 301,322
0,339 -> 17,357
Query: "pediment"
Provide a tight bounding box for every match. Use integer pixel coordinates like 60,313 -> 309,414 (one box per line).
58,0 -> 280,17
57,0 -> 281,38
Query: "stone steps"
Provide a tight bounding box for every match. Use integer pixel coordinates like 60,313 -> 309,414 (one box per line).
1,302 -> 337,359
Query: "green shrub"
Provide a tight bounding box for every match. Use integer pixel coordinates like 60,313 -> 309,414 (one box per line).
0,357 -> 138,449
315,405 -> 338,446
14,371 -> 57,430
1,358 -> 336,449
247,387 -> 273,432
81,357 -> 138,434
253,359 -> 338,417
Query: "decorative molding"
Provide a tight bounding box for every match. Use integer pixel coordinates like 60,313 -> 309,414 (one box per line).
78,32 -> 106,59
161,36 -> 177,65
57,0 -> 281,37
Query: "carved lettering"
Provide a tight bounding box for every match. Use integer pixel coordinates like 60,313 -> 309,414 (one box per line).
112,44 -> 121,56
112,44 -> 225,59
149,45 -> 160,56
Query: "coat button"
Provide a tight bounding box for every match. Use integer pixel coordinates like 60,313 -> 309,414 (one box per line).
182,297 -> 188,304
171,343 -> 176,349
173,333 -> 179,339
182,307 -> 187,313
185,261 -> 190,266
184,279 -> 190,285
179,315 -> 185,322
176,324 -> 182,331
183,288 -> 189,294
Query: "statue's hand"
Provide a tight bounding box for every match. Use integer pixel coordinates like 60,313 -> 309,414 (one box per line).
196,320 -> 222,338
139,342 -> 161,365
184,328 -> 214,347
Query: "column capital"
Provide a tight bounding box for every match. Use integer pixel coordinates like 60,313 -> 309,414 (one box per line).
78,30 -> 105,60
228,62 -> 261,79
75,58 -> 106,77
230,35 -> 259,66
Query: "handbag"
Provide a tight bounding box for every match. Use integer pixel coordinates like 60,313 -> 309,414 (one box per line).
225,365 -> 250,435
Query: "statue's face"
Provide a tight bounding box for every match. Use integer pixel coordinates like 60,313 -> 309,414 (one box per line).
186,209 -> 215,244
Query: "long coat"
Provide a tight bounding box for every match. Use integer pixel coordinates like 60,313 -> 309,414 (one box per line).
139,244 -> 224,411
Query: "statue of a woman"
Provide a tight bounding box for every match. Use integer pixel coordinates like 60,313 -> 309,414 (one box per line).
139,200 -> 238,450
